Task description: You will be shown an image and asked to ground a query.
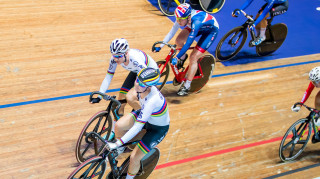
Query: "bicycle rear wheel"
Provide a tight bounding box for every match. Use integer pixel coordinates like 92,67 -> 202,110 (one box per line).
156,60 -> 170,91
279,118 -> 312,162
189,54 -> 215,93
158,0 -> 185,16
136,147 -> 160,179
199,0 -> 225,14
68,156 -> 107,179
215,26 -> 248,61
76,111 -> 113,163
256,23 -> 287,56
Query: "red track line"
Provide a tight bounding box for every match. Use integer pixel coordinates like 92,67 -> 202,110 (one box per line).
155,136 -> 284,170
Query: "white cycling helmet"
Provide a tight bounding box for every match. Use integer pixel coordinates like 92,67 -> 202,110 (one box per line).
309,66 -> 320,82
110,38 -> 129,54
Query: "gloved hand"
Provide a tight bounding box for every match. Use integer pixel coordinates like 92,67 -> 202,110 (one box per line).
107,141 -> 120,151
291,104 -> 301,112
153,47 -> 161,52
249,24 -> 255,32
91,97 -> 101,104
232,9 -> 241,17
171,57 -> 178,65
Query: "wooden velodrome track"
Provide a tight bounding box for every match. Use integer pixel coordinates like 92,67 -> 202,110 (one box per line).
1,0 -> 320,178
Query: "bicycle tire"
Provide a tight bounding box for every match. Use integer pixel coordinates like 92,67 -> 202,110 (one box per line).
158,0 -> 185,16
156,60 -> 170,91
189,54 -> 215,93
256,23 -> 287,56
199,0 -> 225,14
68,156 -> 107,179
215,26 -> 248,61
76,110 -> 113,163
279,118 -> 312,162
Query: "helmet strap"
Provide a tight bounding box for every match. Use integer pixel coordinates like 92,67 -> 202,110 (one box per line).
124,54 -> 127,63
137,86 -> 149,94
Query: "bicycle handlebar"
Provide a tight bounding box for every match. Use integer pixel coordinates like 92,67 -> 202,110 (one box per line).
152,41 -> 177,52
294,102 -> 319,112
239,10 -> 255,22
89,91 -> 121,113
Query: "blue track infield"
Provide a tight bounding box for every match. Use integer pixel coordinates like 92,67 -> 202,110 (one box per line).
1,59 -> 320,109
148,0 -> 320,66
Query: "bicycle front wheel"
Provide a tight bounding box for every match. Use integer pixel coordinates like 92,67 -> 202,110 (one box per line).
279,118 -> 312,162
215,26 -> 248,61
76,111 -> 113,163
158,0 -> 185,16
156,60 -> 170,91
189,54 -> 215,93
68,156 -> 107,179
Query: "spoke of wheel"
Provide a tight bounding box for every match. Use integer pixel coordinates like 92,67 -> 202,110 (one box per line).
297,140 -> 308,144
282,139 -> 294,150
82,142 -> 92,156
289,142 -> 296,157
292,128 -> 297,138
90,161 -> 105,178
93,116 -> 104,133
82,161 -> 99,178
166,0 -> 173,12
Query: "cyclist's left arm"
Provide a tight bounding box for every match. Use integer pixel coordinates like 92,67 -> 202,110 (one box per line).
254,1 -> 275,26
116,103 -> 154,146
176,20 -> 201,59
240,0 -> 254,10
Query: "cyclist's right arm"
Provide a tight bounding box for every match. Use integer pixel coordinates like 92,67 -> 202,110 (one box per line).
99,58 -> 117,94
159,21 -> 180,49
300,81 -> 315,104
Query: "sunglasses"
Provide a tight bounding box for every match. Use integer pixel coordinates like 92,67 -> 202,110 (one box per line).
113,54 -> 125,58
176,16 -> 189,20
136,78 -> 147,88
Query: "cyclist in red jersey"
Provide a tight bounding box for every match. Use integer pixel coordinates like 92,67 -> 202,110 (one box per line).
292,66 -> 320,142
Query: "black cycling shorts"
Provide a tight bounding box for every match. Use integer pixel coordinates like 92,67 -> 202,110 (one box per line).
120,71 -> 137,95
259,1 -> 288,17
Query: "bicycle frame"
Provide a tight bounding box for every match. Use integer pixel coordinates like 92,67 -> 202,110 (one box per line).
239,10 -> 276,45
295,102 -> 320,140
154,41 -> 206,83
87,132 -> 140,178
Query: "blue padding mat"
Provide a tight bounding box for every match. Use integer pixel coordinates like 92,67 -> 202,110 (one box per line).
148,0 -> 320,66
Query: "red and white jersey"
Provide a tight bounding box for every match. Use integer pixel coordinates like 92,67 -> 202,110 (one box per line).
300,82 -> 315,104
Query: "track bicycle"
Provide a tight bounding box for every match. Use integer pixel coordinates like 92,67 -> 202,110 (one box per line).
75,91 -> 124,163
215,9 -> 287,61
157,0 -> 225,16
152,41 -> 215,93
279,102 -> 320,162
69,132 -> 160,179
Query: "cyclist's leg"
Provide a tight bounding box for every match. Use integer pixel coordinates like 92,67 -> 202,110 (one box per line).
127,123 -> 169,178
175,27 -> 191,60
114,110 -> 140,137
184,30 -> 218,86
175,27 -> 191,48
255,3 -> 269,37
119,72 -> 137,115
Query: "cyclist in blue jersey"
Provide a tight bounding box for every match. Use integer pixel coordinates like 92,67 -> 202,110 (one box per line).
104,68 -> 170,179
232,0 -> 288,46
153,3 -> 219,96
